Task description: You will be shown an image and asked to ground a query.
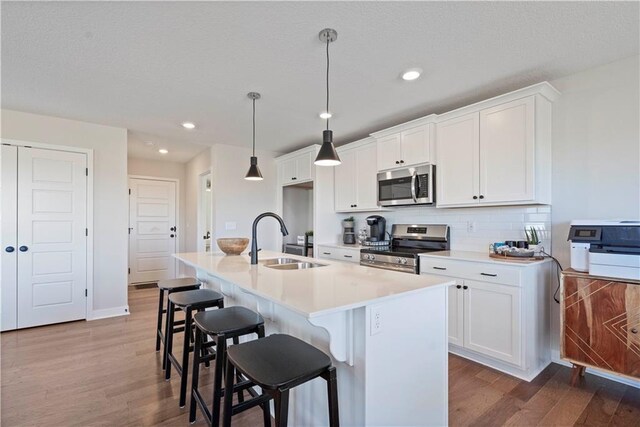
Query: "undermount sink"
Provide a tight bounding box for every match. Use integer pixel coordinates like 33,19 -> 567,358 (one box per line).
260,257 -> 299,266
261,258 -> 327,270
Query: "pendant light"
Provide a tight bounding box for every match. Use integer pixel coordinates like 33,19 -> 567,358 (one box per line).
245,92 -> 264,181
314,28 -> 341,166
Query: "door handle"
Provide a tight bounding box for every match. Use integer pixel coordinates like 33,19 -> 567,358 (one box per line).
433,266 -> 447,271
5,246 -> 15,253
410,171 -> 418,203
19,246 -> 28,252
480,273 -> 497,277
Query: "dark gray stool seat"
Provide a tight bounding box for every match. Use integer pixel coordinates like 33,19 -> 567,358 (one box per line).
169,288 -> 224,308
165,288 -> 224,408
189,307 -> 267,427
222,334 -> 339,427
158,277 -> 201,290
155,277 -> 201,361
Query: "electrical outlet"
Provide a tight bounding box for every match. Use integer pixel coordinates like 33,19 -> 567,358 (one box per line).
467,221 -> 476,233
370,305 -> 383,335
225,222 -> 237,231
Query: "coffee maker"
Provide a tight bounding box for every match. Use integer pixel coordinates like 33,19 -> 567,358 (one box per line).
366,215 -> 386,242
342,219 -> 356,245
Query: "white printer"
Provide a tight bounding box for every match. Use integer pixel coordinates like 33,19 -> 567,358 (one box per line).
568,220 -> 640,281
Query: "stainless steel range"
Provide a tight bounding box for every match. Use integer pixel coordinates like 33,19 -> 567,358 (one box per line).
360,224 -> 450,274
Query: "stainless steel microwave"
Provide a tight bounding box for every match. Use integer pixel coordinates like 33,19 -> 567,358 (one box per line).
377,164 -> 435,206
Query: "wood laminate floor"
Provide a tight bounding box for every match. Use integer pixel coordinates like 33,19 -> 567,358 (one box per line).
2,288 -> 639,426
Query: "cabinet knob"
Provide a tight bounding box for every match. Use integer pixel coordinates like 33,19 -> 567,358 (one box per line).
395,161 -> 400,164
456,285 -> 462,289
19,246 -> 29,252
5,246 -> 15,253
400,160 -> 404,164
463,285 -> 469,290
473,196 -> 478,200
292,177 -> 297,180
479,195 -> 485,199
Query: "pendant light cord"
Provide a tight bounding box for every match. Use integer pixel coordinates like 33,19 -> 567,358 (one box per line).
326,35 -> 330,131
252,97 -> 256,156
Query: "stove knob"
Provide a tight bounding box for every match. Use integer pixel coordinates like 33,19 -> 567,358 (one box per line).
400,258 -> 408,265
369,255 -> 375,261
396,257 -> 401,263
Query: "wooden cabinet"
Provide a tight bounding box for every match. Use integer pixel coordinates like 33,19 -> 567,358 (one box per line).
334,139 -> 379,212
316,244 -> 360,263
374,122 -> 434,171
561,271 -> 640,381
436,84 -> 557,208
422,255 -> 550,380
278,149 -> 315,185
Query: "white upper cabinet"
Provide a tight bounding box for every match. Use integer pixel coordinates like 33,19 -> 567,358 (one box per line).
436,113 -> 480,206
479,97 -> 535,204
373,119 -> 436,172
334,139 -> 380,212
436,83 -> 558,208
277,146 -> 317,186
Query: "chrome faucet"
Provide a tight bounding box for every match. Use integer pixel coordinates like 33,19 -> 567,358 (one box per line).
250,212 -> 289,265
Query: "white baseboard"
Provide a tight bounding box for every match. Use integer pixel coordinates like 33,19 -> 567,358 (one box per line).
449,345 -> 549,382
88,305 -> 130,321
551,356 -> 640,389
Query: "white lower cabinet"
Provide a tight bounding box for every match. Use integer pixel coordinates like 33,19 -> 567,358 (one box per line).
317,244 -> 360,263
421,254 -> 550,381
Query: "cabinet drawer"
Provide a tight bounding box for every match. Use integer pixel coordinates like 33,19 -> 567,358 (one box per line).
317,246 -> 359,263
420,257 -> 521,286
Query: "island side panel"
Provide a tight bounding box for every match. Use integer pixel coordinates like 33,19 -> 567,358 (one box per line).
364,285 -> 448,426
198,270 -> 367,426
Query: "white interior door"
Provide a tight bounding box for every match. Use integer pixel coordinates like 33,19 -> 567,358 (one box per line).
17,147 -> 88,329
1,145 -> 19,331
128,178 -> 177,284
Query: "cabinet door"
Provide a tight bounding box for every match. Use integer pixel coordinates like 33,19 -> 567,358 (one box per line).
334,150 -> 356,212
401,125 -> 430,166
463,280 -> 522,366
562,274 -> 640,379
354,143 -> 378,210
436,113 -> 480,206
479,97 -> 534,203
279,158 -> 297,184
448,284 -> 464,347
295,151 -> 313,182
376,134 -> 402,171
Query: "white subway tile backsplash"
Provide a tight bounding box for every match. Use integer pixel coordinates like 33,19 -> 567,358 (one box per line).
345,205 -> 552,253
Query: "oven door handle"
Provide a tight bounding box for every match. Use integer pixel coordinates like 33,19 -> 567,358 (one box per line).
410,171 -> 418,203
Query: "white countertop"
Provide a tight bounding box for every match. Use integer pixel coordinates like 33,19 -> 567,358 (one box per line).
419,250 -> 550,266
174,251 -> 454,318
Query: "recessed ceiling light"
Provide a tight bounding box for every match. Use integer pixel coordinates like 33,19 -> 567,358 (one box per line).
144,141 -> 154,146
319,111 -> 332,119
402,68 -> 423,81
158,149 -> 169,154
181,122 -> 196,129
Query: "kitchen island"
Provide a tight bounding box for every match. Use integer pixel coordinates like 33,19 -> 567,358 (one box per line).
174,251 -> 454,426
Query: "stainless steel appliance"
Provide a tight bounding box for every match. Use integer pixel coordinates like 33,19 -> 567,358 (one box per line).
568,220 -> 640,280
360,224 -> 449,274
366,215 -> 386,242
377,164 -> 434,206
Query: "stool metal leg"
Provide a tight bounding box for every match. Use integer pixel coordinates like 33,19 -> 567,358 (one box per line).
274,390 -> 290,427
164,301 -> 175,380
211,334 -> 228,427
179,306 -> 193,407
221,356 -> 235,427
322,367 -> 339,427
189,326 -> 203,423
156,288 -> 165,352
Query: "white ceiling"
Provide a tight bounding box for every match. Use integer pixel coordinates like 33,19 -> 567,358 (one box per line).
2,1 -> 638,162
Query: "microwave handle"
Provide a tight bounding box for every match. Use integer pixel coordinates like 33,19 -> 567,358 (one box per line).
410,171 -> 418,203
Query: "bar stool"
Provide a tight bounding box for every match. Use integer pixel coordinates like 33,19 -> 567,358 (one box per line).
156,277 -> 201,365
189,306 -> 269,427
165,288 -> 224,408
222,334 -> 339,427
